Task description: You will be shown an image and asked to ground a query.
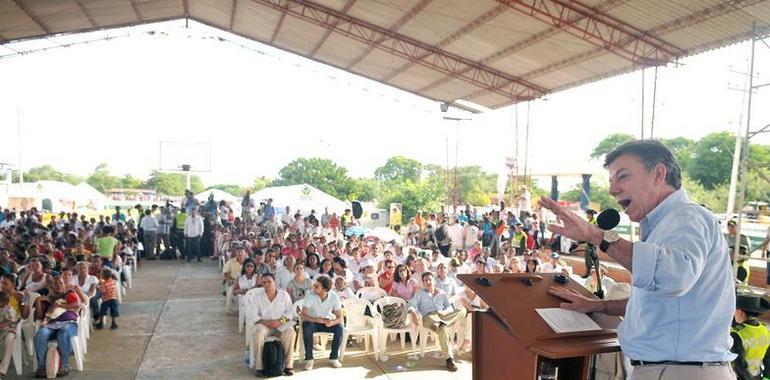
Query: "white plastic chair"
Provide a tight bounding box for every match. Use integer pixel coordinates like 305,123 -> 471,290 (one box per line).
77,304 -> 90,354
116,283 -> 125,304
121,264 -> 132,289
45,334 -> 84,372
296,299 -> 347,362
22,293 -> 40,359
224,284 -> 236,314
32,320 -> 84,372
372,296 -> 416,361
10,321 -> 22,375
355,287 -> 386,303
241,288 -> 264,344
341,298 -> 379,358
414,309 -> 466,358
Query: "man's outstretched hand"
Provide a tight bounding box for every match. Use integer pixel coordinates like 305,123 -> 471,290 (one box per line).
539,197 -> 602,245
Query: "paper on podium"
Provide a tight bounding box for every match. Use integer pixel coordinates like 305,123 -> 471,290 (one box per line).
536,308 -> 601,334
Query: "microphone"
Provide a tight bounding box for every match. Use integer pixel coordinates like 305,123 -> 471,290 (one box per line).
596,208 -> 620,231
592,208 -> 619,300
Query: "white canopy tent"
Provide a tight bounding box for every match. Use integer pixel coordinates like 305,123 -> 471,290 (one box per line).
195,188 -> 240,205
251,184 -> 348,216
74,182 -> 107,211
195,188 -> 242,214
5,180 -> 107,212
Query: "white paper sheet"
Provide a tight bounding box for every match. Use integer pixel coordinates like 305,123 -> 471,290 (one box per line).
536,308 -> 602,334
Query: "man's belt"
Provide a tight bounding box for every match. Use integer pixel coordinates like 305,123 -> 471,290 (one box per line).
630,360 -> 728,367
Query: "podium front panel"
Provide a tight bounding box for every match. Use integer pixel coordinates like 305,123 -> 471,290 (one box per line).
459,273 -> 620,356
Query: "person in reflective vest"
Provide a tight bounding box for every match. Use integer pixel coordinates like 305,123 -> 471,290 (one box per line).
731,293 -> 770,380
726,219 -> 753,286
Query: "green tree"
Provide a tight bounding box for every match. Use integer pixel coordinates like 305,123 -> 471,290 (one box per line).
120,174 -> 144,189
689,131 -> 734,189
143,171 -> 204,196
457,166 -> 496,206
590,133 -> 635,160
15,165 -> 84,184
209,184 -> 246,196
682,175 -> 728,212
374,156 -> 423,183
86,164 -> 122,193
379,179 -> 445,220
252,177 -> 271,192
661,137 -> 695,173
272,158 -> 353,200
349,178 -> 378,202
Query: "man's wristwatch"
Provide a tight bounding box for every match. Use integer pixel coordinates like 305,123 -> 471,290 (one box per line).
599,230 -> 620,252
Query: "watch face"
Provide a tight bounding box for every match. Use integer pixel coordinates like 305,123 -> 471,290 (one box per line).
604,230 -> 620,242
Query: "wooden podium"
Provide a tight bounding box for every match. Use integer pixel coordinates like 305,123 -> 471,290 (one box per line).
458,273 -> 620,380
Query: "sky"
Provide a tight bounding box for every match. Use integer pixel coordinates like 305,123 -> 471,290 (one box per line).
0,19 -> 768,193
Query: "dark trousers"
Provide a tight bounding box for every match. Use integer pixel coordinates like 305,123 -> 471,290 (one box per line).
173,230 -> 185,254
90,290 -> 101,321
185,236 -> 201,261
302,321 -> 344,360
143,231 -> 158,259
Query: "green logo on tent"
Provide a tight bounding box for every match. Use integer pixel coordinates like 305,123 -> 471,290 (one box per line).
301,185 -> 311,196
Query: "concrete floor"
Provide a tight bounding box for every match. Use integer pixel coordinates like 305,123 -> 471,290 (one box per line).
5,260 -> 473,379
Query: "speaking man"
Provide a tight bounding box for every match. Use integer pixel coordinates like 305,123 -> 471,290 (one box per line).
541,140 -> 736,380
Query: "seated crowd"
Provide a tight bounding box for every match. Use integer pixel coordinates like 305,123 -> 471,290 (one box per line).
212,200 -> 602,377
0,207 -> 134,378
0,199 -> 611,378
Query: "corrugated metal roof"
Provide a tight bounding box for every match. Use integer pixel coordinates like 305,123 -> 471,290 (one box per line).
1,0 -> 769,110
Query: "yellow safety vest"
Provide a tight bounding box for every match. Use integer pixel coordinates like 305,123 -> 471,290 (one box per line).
733,321 -> 770,377
738,259 -> 751,287
175,213 -> 187,231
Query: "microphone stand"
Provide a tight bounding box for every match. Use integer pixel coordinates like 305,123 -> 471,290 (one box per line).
589,248 -> 604,380
592,251 -> 604,300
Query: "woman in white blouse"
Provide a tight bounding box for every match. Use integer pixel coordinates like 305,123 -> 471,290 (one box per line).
232,258 -> 259,295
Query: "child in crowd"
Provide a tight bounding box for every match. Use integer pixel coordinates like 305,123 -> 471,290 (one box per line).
332,276 -> 355,300
0,291 -> 18,377
96,269 -> 119,330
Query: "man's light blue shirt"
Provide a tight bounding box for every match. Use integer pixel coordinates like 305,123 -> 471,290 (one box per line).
619,188 -> 736,362
408,288 -> 452,316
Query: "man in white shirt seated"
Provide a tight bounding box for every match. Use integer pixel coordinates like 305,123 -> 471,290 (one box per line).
300,276 -> 344,370
434,263 -> 460,298
275,256 -> 297,290
247,274 -> 296,377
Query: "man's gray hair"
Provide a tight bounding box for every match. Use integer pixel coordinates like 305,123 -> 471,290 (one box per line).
604,139 -> 682,190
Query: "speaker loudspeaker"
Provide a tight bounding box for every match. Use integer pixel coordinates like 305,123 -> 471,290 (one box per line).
352,201 -> 363,219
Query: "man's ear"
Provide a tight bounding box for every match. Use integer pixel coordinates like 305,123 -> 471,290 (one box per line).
654,163 -> 668,186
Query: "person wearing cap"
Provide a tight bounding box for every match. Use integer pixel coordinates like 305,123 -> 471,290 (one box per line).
542,252 -> 564,273
543,140 -> 736,380
726,220 -> 753,287
511,223 -> 527,255
731,293 -> 770,380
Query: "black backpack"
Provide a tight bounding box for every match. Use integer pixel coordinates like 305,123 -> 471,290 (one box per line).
159,249 -> 176,260
435,225 -> 447,242
261,340 -> 285,377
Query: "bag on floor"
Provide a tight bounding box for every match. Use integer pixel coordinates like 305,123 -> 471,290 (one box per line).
160,249 -> 176,260
261,340 -> 285,377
